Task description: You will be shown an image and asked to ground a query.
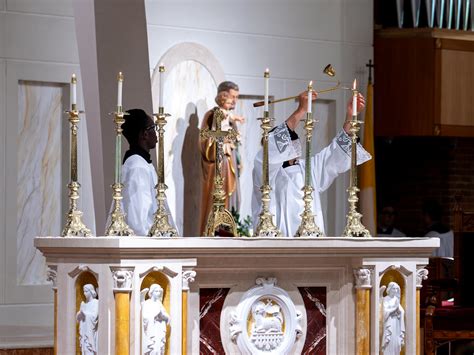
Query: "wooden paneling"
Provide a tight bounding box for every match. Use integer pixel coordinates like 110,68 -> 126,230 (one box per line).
440,50 -> 474,127
375,29 -> 474,137
374,34 -> 435,136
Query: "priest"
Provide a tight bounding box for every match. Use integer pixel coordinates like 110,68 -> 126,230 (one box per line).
252,91 -> 371,237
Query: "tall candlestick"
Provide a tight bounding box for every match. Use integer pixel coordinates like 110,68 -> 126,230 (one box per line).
264,68 -> 270,112
307,81 -> 313,113
159,64 -> 165,108
352,78 -> 357,116
117,72 -> 123,109
70,74 -> 77,108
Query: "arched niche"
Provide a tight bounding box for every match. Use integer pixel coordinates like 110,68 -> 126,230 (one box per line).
75,271 -> 99,355
140,271 -> 172,355
151,42 -> 225,237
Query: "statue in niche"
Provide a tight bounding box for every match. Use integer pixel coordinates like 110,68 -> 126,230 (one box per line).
380,282 -> 405,355
76,284 -> 99,355
141,284 -> 170,355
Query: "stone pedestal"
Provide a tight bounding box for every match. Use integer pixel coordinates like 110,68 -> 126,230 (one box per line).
35,236 -> 438,354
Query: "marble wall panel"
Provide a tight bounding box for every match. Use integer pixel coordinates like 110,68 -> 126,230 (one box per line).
17,81 -> 64,285
6,0 -> 73,16
298,287 -> 327,355
159,60 -> 217,236
199,288 -> 229,355
4,13 -> 77,63
145,0 -> 345,43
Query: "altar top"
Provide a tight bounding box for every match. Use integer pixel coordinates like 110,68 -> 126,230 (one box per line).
35,236 -> 439,260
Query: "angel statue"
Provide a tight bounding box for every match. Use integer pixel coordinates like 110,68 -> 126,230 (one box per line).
141,284 -> 170,355
76,284 -> 99,355
380,282 -> 405,355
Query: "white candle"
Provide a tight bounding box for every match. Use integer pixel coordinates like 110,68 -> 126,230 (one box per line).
117,72 -> 123,108
264,68 -> 270,112
352,78 -> 357,116
307,81 -> 313,113
159,63 -> 165,108
70,74 -> 77,107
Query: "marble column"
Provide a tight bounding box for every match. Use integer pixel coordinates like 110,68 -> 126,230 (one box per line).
111,267 -> 134,355
416,267 -> 429,355
47,265 -> 58,355
181,269 -> 196,355
354,268 -> 372,355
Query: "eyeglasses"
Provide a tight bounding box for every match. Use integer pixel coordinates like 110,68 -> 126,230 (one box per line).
144,123 -> 157,132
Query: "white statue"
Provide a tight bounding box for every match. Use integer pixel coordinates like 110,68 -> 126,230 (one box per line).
141,284 -> 170,355
380,282 -> 405,355
76,284 -> 99,355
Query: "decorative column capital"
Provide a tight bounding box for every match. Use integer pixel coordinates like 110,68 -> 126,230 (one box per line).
47,265 -> 58,290
110,267 -> 134,292
354,267 -> 372,289
416,267 -> 429,289
182,270 -> 196,291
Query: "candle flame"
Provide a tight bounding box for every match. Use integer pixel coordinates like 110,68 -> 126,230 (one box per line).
71,74 -> 77,84
118,72 -> 124,81
352,78 -> 357,90
264,68 -> 270,77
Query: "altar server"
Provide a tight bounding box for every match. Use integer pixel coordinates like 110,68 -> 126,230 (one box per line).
118,108 -> 176,236
252,91 -> 371,237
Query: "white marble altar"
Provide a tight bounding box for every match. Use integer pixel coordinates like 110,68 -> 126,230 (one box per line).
35,236 -> 438,354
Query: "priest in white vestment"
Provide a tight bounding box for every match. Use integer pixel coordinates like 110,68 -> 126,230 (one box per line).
252,91 -> 371,237
116,109 -> 176,236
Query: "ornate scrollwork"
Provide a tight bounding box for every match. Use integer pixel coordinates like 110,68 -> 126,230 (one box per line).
354,268 -> 372,289
182,270 -> 196,291
416,267 -> 429,288
110,267 -> 134,292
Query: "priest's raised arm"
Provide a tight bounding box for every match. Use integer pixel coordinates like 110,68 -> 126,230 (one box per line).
252,92 -> 371,237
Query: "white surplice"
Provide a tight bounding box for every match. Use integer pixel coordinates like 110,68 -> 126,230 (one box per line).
119,155 -> 176,236
252,122 -> 371,237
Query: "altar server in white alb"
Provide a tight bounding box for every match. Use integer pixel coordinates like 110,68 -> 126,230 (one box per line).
252,91 -> 371,237
119,109 -> 176,236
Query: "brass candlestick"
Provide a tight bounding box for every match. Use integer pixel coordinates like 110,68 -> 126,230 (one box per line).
254,110 -> 282,238
342,87 -> 371,238
105,98 -> 134,236
295,84 -> 323,238
148,106 -> 178,238
61,98 -> 92,237
200,107 -> 238,237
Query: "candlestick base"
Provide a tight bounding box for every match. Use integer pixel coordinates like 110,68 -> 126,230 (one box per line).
61,182 -> 92,237
254,185 -> 281,238
294,186 -> 323,238
148,183 -> 178,238
105,183 -> 134,237
342,186 -> 371,238
204,175 -> 238,237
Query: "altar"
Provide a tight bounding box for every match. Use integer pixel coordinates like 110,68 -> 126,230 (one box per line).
34,236 -> 438,354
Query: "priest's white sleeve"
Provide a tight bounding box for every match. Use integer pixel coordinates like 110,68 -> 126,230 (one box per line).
312,130 -> 372,192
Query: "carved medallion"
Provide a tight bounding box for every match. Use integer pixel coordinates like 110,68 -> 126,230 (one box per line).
229,277 -> 303,354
